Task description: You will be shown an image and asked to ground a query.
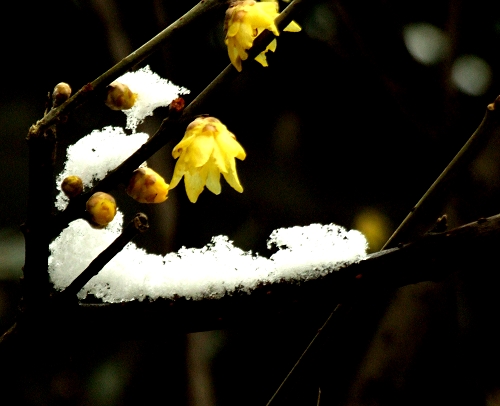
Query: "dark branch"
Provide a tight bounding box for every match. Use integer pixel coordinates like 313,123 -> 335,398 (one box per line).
70,213 -> 500,339
383,96 -> 500,249
30,0 -> 231,136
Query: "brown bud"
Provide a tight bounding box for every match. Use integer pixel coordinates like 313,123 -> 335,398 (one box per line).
61,175 -> 83,198
126,167 -> 169,203
169,97 -> 185,118
86,192 -> 117,228
52,82 -> 72,107
105,82 -> 137,110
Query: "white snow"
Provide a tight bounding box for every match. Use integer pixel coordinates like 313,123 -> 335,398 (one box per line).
48,215 -> 367,303
114,65 -> 190,132
55,126 -> 149,210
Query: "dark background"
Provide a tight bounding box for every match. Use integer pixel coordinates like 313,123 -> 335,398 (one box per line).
2,0 -> 500,404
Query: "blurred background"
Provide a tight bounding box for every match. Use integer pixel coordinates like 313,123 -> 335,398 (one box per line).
2,0 -> 500,404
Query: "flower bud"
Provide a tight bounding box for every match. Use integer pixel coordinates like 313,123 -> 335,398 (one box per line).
105,81 -> 137,110
61,175 -> 83,198
86,192 -> 117,227
126,167 -> 169,203
52,82 -> 72,107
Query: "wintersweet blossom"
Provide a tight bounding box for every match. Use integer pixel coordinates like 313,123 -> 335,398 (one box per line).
224,0 -> 301,72
169,117 -> 246,203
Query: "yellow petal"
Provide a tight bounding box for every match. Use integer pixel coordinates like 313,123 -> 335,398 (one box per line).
169,158 -> 187,190
212,141 -> 228,173
254,1 -> 278,16
284,21 -> 301,32
227,21 -> 241,37
185,134 -> 215,168
254,52 -> 269,67
216,131 -> 246,161
227,38 -> 243,72
172,133 -> 197,158
236,22 -> 256,49
184,167 -> 208,203
205,160 -> 222,195
236,42 -> 249,61
266,38 -> 277,52
222,161 -> 244,193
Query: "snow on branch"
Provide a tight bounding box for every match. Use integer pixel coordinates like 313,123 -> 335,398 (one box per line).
72,213 -> 500,336
49,217 -> 367,303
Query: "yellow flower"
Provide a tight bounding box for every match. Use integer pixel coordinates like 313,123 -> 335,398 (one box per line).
224,0 -> 301,72
169,117 -> 246,203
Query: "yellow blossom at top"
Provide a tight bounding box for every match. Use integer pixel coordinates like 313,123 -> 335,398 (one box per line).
169,117 -> 246,203
224,0 -> 301,72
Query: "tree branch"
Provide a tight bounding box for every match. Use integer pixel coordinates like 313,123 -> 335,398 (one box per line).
382,96 -> 500,249
70,213 -> 500,339
30,0 -> 231,137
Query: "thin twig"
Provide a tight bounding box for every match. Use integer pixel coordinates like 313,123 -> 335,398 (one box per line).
266,304 -> 342,406
382,96 -> 500,249
58,213 -> 149,300
31,0 -> 231,136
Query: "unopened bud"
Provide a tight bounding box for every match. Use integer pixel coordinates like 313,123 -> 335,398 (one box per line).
52,82 -> 72,107
169,97 -> 185,118
86,192 -> 117,228
126,167 -> 169,203
105,82 -> 137,110
61,175 -> 83,198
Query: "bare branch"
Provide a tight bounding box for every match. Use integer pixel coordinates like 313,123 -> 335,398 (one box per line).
383,96 -> 500,249
30,0 -> 231,136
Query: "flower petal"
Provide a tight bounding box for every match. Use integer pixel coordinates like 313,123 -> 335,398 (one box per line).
212,141 -> 228,173
185,134 -> 215,168
216,131 -> 246,161
226,21 -> 241,37
169,158 -> 187,189
184,166 -> 208,203
226,38 -> 243,72
222,159 -> 244,193
254,52 -> 269,67
172,135 -> 195,159
205,160 -> 222,195
236,21 -> 256,49
284,21 -> 301,32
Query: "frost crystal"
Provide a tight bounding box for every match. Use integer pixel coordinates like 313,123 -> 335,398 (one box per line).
115,65 -> 190,132
48,217 -> 368,303
55,126 -> 149,210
